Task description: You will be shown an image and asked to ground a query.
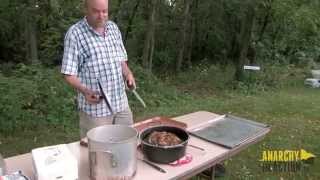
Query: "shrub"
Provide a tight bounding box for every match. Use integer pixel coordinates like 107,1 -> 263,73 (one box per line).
0,64 -> 77,136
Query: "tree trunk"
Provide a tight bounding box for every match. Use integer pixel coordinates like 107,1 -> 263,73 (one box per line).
176,0 -> 192,73
186,1 -> 196,68
233,4 -> 255,81
149,29 -> 155,72
124,0 -> 141,43
258,0 -> 273,41
26,0 -> 38,64
112,0 -> 123,23
193,0 -> 200,61
142,0 -> 157,72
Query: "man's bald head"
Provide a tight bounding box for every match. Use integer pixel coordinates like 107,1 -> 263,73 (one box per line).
84,0 -> 109,29
84,0 -> 108,9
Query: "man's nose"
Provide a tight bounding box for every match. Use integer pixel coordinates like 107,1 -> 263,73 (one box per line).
98,12 -> 105,18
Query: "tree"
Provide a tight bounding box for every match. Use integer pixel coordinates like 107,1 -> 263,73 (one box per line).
176,0 -> 193,72
25,0 -> 39,64
1,0 -> 319,76
123,0 -> 142,43
142,0 -> 158,72
227,0 -> 256,80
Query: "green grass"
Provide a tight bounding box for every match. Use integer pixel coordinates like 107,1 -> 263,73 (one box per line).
0,65 -> 319,179
198,87 -> 320,180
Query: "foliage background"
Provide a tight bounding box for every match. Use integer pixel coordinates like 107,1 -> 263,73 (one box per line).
0,0 -> 319,179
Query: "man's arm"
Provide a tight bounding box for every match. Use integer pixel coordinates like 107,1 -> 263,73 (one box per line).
64,74 -> 101,104
121,61 -> 136,89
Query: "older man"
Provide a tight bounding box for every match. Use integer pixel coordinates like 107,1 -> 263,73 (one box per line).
61,0 -> 135,140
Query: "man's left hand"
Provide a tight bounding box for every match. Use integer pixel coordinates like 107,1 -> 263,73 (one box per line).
126,73 -> 136,90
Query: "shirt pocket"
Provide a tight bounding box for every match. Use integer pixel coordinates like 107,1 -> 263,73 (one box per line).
106,34 -> 126,62
83,43 -> 106,74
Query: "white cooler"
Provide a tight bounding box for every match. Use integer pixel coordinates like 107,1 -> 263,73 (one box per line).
32,144 -> 78,180
305,78 -> 320,88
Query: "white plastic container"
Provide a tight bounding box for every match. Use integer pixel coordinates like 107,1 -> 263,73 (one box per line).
32,144 -> 78,180
305,78 -> 320,88
0,171 -> 29,180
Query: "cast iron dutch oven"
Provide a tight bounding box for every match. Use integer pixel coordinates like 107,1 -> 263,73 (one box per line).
139,125 -> 189,164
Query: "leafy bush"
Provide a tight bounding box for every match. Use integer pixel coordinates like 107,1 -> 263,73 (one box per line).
0,63 -> 192,135
128,63 -> 192,112
163,61 -> 307,95
233,63 -> 308,94
0,64 -> 77,136
0,62 -> 307,136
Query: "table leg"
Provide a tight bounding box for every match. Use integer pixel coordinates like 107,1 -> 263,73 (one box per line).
196,165 -> 216,180
210,165 -> 215,180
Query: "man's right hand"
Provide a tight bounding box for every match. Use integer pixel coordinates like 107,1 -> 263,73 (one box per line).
63,75 -> 102,104
84,90 -> 101,104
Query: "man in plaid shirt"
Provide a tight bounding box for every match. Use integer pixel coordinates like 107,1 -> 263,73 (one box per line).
61,0 -> 136,140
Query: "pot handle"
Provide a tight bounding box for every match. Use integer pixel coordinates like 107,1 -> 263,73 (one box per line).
90,150 -> 118,168
137,132 -> 142,146
103,150 -> 118,168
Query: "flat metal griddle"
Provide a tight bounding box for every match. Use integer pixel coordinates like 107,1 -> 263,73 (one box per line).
189,115 -> 269,149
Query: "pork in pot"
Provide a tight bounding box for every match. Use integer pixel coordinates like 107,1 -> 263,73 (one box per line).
147,131 -> 182,146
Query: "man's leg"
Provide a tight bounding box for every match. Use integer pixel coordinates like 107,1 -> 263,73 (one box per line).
113,107 -> 134,125
79,107 -> 133,139
79,111 -> 114,139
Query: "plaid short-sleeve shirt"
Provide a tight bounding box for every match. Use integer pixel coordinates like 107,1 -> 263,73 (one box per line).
61,18 -> 129,117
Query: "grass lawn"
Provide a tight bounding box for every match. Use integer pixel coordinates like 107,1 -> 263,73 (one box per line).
0,84 -> 319,179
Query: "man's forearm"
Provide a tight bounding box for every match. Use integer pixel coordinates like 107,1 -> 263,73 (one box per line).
63,75 -> 88,95
121,61 -> 133,79
121,61 -> 136,88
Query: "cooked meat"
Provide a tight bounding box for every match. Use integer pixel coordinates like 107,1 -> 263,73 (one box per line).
147,131 -> 182,146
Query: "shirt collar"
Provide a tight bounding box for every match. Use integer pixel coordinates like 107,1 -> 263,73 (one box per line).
84,17 -> 108,36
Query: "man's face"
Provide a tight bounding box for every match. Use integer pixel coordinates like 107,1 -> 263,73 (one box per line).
85,0 -> 108,28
